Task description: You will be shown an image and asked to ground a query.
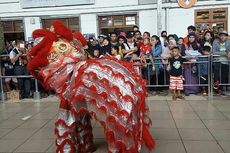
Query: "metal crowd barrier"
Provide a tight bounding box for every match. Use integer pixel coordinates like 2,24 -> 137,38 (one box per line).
0,54 -> 40,102
135,55 -> 230,97
211,55 -> 230,96
0,54 -> 229,102
0,75 -> 40,102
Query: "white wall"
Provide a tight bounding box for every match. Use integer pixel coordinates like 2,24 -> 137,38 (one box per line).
24,17 -> 41,41
80,14 -> 98,37
95,0 -> 137,7
0,0 -> 142,17
0,0 -> 229,38
139,10 -> 157,36
161,8 -> 166,33
167,8 -> 194,37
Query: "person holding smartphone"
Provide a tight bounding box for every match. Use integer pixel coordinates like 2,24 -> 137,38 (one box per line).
10,40 -> 31,99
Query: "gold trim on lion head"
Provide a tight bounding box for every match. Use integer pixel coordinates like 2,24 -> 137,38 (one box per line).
54,40 -> 73,55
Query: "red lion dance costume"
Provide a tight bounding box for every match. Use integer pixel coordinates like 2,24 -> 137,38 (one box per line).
27,20 -> 155,153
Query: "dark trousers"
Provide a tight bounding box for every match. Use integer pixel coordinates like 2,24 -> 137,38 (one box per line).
214,63 -> 230,91
14,65 -> 31,98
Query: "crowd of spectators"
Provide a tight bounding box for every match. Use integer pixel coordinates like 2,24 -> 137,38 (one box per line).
1,40 -> 50,99
85,25 -> 230,97
1,24 -> 230,99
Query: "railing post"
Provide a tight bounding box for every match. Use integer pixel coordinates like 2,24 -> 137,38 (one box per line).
0,77 -> 5,102
147,64 -> 151,86
33,79 -> 40,101
208,55 -> 212,98
0,54 -> 4,102
229,60 -> 230,92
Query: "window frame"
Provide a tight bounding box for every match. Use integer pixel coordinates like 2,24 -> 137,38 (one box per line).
99,14 -> 137,33
2,20 -> 24,33
195,8 -> 228,36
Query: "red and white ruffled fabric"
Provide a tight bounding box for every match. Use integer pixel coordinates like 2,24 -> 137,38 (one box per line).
28,20 -> 155,153
40,55 -> 155,153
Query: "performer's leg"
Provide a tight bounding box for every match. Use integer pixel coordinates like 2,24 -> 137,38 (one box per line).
106,134 -> 137,153
73,100 -> 95,153
55,102 -> 79,153
75,112 -> 95,153
105,126 -> 138,153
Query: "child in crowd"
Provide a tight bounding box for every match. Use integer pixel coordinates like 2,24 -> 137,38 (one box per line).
136,37 -> 144,50
198,46 -> 211,96
168,46 -> 184,100
177,37 -> 186,56
131,54 -> 142,75
140,38 -> 155,71
92,49 -> 100,58
111,46 -> 121,60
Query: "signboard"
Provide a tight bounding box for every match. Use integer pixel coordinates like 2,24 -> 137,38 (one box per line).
20,0 -> 94,9
178,0 -> 197,8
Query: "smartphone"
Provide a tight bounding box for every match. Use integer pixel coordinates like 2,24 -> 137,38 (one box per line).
19,43 -> 25,48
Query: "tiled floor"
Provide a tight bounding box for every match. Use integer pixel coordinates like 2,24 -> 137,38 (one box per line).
0,95 -> 230,153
